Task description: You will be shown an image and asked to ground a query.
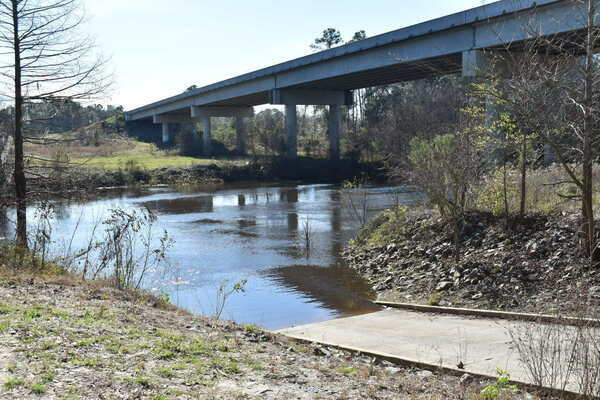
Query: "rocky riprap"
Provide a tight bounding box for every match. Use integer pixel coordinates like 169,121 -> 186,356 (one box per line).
344,212 -> 600,314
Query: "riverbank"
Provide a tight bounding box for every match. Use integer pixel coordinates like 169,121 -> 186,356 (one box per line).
2,157 -> 386,198
343,208 -> 600,315
0,266 -> 547,399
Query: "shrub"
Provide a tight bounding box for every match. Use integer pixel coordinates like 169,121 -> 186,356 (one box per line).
476,168 -> 518,217
408,112 -> 489,256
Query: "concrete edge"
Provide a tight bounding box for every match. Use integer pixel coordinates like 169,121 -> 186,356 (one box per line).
375,301 -> 600,327
279,332 -> 584,400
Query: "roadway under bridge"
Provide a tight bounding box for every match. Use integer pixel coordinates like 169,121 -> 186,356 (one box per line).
125,0 -> 592,159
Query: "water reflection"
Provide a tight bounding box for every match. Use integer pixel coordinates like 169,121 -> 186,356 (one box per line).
141,196 -> 214,214
0,208 -> 10,238
0,183 -> 419,329
262,265 -> 381,316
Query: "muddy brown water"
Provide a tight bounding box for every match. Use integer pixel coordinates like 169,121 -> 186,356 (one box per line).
1,183 -> 419,330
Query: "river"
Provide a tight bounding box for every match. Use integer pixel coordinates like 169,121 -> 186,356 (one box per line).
1,183 -> 418,330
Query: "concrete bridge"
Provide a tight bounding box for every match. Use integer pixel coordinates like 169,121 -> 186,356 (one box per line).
125,0 -> 590,159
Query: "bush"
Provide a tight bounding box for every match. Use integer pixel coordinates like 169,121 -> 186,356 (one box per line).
476,169 -> 518,217
407,111 -> 489,256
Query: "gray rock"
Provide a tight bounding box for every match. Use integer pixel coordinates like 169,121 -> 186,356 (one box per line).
589,286 -> 600,300
460,373 -> 473,385
415,370 -> 434,378
436,281 -> 453,291
385,367 -> 402,374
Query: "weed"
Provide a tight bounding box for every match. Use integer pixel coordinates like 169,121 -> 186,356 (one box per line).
30,383 -> 46,394
23,307 -> 44,320
427,292 -> 444,306
480,368 -> 517,399
243,324 -> 259,334
3,377 -> 25,390
336,367 -> 359,375
214,279 -> 247,320
38,341 -> 58,351
156,350 -> 176,360
155,366 -> 176,378
124,376 -> 153,388
0,303 -> 13,314
70,357 -> 100,367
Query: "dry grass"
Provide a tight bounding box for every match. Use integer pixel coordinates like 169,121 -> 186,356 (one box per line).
475,164 -> 600,216
23,138 -> 227,170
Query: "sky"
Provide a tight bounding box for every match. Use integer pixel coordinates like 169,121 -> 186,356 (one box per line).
83,0 -> 495,110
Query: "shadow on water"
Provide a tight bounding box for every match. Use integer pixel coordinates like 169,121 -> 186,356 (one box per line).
262,265 -> 382,316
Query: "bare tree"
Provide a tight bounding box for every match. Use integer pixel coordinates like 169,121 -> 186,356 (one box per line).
474,0 -> 600,259
0,0 -> 110,247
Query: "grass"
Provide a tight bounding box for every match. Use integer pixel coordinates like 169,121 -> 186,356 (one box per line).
3,377 -> 25,390
30,383 -> 46,394
475,164 -> 600,216
24,135 -> 249,170
71,153 -> 217,169
336,367 -> 359,375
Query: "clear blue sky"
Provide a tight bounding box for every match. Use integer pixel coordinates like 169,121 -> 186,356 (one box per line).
83,0 -> 493,109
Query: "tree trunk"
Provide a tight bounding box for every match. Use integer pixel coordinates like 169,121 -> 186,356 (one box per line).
519,137 -> 527,218
503,157 -> 509,224
11,0 -> 27,249
582,0 -> 596,261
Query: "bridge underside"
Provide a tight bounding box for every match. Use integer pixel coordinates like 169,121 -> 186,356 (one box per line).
125,0 -> 595,159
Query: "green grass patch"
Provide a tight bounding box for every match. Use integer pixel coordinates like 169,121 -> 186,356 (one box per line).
30,383 -> 46,394
124,376 -> 153,388
336,367 -> 359,375
70,357 -> 101,367
243,324 -> 260,334
0,303 -> 14,314
3,377 -> 25,390
71,154 -> 216,170
22,306 -> 45,320
154,366 -> 176,378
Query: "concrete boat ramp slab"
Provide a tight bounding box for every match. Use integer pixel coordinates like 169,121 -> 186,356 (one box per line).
278,308 -> 535,387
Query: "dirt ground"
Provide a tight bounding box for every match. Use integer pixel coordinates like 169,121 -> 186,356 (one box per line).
0,276 -> 548,400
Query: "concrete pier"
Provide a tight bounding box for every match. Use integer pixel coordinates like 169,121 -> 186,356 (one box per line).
202,117 -> 212,156
161,123 -> 170,144
328,104 -> 341,160
235,116 -> 247,155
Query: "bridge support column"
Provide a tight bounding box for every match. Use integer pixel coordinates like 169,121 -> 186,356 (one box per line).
190,106 -> 254,157
463,49 -> 507,163
235,116 -> 247,155
161,123 -> 171,144
328,104 -> 341,160
285,105 -> 298,158
201,117 -> 212,156
273,90 -> 352,159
